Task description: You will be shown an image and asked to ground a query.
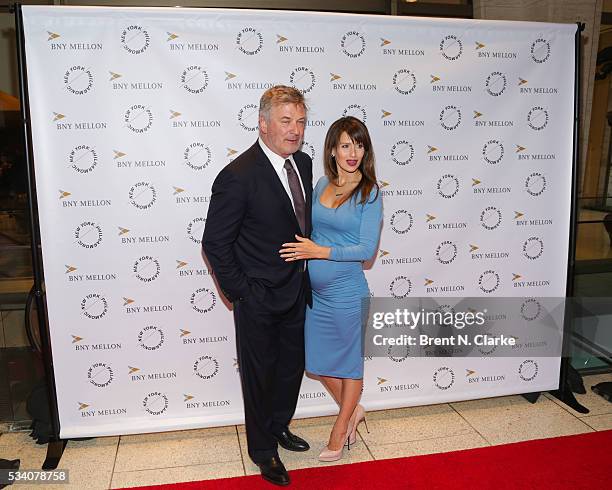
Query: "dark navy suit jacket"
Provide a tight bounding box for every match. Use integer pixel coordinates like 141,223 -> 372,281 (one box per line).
202,141 -> 313,311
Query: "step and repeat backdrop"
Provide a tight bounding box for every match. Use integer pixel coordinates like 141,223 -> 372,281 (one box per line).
22,6 -> 576,438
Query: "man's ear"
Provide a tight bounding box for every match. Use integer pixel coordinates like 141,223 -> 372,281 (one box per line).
259,115 -> 268,134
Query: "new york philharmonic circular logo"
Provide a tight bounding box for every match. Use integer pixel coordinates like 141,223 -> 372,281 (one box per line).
129,182 -> 157,209
437,174 -> 460,199
525,172 -> 547,196
518,360 -> 539,381
390,210 -> 414,234
439,105 -> 462,131
522,237 -> 544,260
74,221 -> 103,248
530,39 -> 551,63
436,240 -> 458,264
482,140 -> 504,165
69,145 -> 98,174
527,106 -> 549,130
193,355 -> 220,380
342,104 -> 367,123
133,256 -> 161,282
121,25 -> 150,55
236,27 -> 263,55
388,344 -> 409,362
389,276 -> 412,298
183,143 -> 212,171
390,140 -> 415,166
181,66 -> 209,94
392,69 -> 417,95
478,270 -> 500,294
478,338 -> 498,356
485,71 -> 507,97
521,298 -> 542,321
124,105 -> 153,133
340,31 -> 366,58
433,367 -> 455,390
301,141 -> 315,161
138,325 -> 165,351
80,293 -> 108,319
63,65 -> 93,95
187,217 -> 206,244
480,206 -> 502,230
143,392 -> 169,415
289,66 -> 316,94
87,362 -> 114,388
190,287 -> 217,314
439,35 -> 463,61
238,103 -> 259,132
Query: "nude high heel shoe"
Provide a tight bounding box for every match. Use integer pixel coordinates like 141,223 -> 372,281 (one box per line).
348,404 -> 369,445
318,432 -> 351,462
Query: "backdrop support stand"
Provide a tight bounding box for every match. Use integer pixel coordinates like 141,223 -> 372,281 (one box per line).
42,440 -> 68,471
547,22 -> 588,413
520,392 -> 540,404
13,2 -> 66,467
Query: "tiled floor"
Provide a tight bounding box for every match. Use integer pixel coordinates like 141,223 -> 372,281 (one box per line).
0,373 -> 610,489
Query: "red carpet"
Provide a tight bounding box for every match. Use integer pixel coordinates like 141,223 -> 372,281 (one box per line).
124,430 -> 612,489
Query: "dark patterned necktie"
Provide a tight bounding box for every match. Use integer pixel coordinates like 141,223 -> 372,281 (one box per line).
284,159 -> 306,234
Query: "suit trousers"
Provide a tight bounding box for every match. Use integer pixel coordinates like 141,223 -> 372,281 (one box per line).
233,290 -> 306,464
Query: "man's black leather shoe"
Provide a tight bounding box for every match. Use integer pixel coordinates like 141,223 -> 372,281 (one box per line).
273,429 -> 310,452
256,455 -> 290,486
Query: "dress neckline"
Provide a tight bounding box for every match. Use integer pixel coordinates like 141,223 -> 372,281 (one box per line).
318,176 -> 352,210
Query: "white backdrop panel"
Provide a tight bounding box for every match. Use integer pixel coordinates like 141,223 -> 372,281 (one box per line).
21,6 -> 575,438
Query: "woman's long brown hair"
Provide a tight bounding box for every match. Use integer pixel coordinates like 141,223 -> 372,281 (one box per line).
322,116 -> 379,206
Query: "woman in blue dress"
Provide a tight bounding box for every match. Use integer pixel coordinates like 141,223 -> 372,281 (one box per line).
280,117 -> 382,462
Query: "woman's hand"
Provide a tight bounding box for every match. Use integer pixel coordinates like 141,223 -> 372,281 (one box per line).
280,235 -> 331,261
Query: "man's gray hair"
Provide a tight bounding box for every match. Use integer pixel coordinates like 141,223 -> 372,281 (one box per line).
259,85 -> 307,121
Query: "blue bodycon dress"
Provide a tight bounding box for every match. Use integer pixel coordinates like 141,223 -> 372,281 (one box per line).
305,176 -> 383,379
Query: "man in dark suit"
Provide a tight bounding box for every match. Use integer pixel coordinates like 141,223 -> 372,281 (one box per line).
202,86 -> 312,486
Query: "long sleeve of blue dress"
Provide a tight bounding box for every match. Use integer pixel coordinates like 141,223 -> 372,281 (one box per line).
328,187 -> 382,262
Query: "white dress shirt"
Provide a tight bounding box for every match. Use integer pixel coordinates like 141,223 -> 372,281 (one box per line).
258,137 -> 306,214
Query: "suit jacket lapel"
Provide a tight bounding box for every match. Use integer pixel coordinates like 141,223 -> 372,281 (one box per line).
253,143 -> 303,233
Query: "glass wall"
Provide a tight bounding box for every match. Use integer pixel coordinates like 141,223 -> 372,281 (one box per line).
571,19 -> 612,374
0,9 -> 40,427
